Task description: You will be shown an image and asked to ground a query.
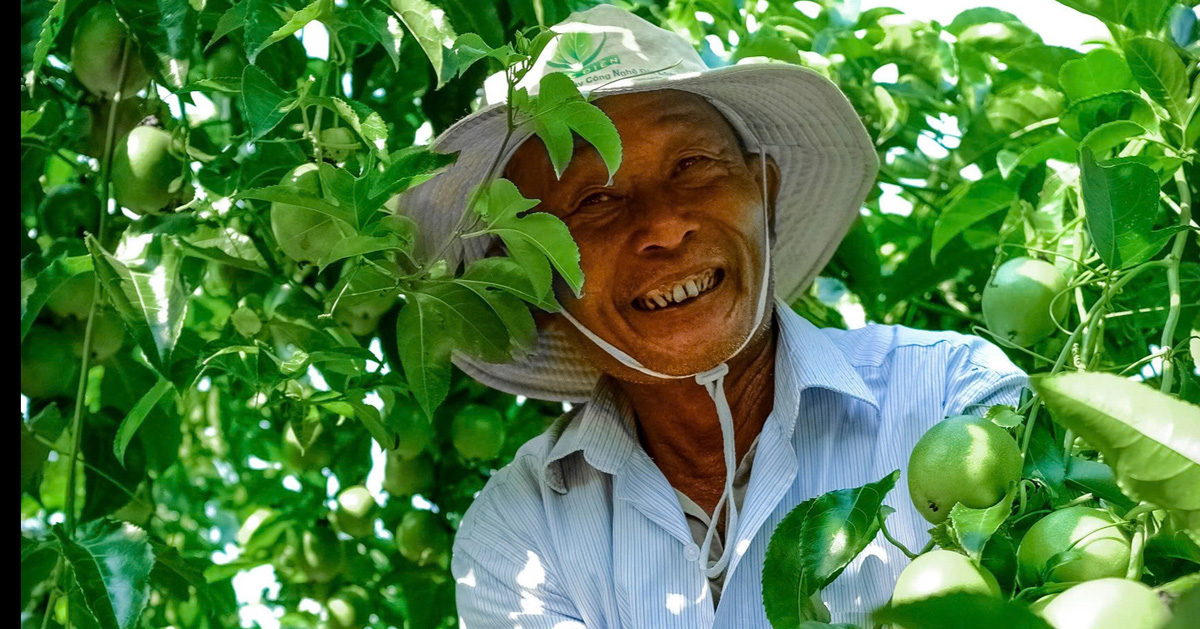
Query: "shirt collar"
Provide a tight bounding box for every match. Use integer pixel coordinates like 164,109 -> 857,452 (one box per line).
541,296 -> 879,493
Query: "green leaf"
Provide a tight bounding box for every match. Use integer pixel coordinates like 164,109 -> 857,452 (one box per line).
30,0 -> 67,82
237,181 -> 355,227
459,256 -> 560,313
367,147 -> 457,200
1023,418 -> 1069,505
396,292 -> 454,420
389,0 -> 458,88
1032,372 -> 1200,538
248,0 -> 326,63
1079,120 -> 1146,155
21,254 -> 94,341
1079,148 -> 1175,269
762,470 -> 899,626
874,592 -> 1053,629
357,6 -> 406,71
316,234 -> 406,271
527,73 -> 623,179
452,277 -> 538,357
1064,457 -> 1137,510
1060,90 -> 1157,140
950,485 -> 1017,560
86,236 -> 188,374
986,405 -> 1024,429
442,33 -> 515,83
205,1 -> 246,51
53,520 -> 155,629
238,65 -> 296,142
931,182 -> 1018,262
416,282 -> 512,363
318,389 -> 397,449
1058,48 -> 1137,102
114,377 -> 174,466
112,0 -> 196,89
243,0 -> 285,65
471,178 -> 583,297
1125,37 -> 1190,127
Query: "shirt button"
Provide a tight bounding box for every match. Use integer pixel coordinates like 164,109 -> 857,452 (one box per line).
684,544 -> 701,561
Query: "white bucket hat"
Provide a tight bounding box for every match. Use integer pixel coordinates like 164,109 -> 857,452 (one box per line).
398,3 -> 877,580
398,4 -> 878,404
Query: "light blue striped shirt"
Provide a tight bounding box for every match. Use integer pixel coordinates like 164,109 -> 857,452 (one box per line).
451,302 -> 1027,627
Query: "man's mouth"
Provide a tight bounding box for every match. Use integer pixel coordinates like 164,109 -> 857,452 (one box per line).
631,268 -> 725,311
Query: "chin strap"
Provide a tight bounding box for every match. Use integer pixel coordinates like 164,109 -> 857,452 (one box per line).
556,139 -> 773,581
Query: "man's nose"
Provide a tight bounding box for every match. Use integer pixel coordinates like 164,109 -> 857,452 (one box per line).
631,204 -> 699,254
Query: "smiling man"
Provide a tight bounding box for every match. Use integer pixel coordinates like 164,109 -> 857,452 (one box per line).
400,5 -> 1026,627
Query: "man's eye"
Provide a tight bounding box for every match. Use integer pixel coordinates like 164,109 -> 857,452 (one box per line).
578,192 -> 613,208
674,155 -> 707,174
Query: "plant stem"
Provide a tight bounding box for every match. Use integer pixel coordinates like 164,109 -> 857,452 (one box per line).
1126,512 -> 1148,580
1159,168 -> 1192,393
64,40 -> 130,536
878,515 -> 919,559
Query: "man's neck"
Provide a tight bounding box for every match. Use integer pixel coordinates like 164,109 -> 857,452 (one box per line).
616,315 -> 778,515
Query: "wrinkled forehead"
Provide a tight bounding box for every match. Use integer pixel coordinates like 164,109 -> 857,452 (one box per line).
503,89 -> 748,182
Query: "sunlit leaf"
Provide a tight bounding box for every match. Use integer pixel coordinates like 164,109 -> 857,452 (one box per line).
53,519 -> 155,629
1079,148 -> 1176,269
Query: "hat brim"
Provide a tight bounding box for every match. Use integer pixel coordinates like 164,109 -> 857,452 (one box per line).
398,63 -> 878,402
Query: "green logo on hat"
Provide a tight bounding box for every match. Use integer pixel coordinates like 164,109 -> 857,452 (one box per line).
547,32 -> 619,78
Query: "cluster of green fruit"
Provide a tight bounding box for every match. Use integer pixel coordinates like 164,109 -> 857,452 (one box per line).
892,415 -> 1172,628
261,401 -> 507,598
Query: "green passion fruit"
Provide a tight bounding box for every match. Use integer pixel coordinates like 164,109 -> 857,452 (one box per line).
907,415 -> 1022,524
325,586 -> 369,629
451,404 -> 507,461
334,485 -> 377,538
68,309 -> 126,362
320,127 -> 359,162
45,274 -> 96,321
1016,506 -> 1131,587
39,185 -> 101,239
300,522 -> 345,583
383,451 -> 434,497
982,257 -> 1070,347
389,405 -> 434,459
395,510 -> 450,567
331,263 -> 399,336
282,421 -> 334,472
21,326 -> 81,399
70,4 -> 149,99
270,163 -> 353,264
1038,578 -> 1171,629
112,126 -> 185,215
891,549 -> 1002,606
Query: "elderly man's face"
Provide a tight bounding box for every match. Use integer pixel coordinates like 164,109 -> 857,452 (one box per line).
504,90 -> 779,379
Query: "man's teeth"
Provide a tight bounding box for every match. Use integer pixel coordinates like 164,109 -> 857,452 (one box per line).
637,270 -> 718,311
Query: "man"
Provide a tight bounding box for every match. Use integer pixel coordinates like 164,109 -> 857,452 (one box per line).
400,5 -> 1026,627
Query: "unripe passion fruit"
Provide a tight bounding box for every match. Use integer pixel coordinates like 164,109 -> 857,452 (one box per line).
300,522 -> 345,583
907,415 -> 1022,524
270,163 -> 353,264
331,263 -> 399,336
1038,578 -> 1170,629
70,4 -> 149,99
891,549 -> 1002,606
395,510 -> 449,567
325,586 -> 369,629
389,404 -> 433,459
383,451 -> 434,497
451,404 -> 506,460
982,257 -> 1069,347
45,274 -> 96,320
320,127 -> 359,162
1016,506 -> 1131,586
39,184 -> 101,239
282,422 -> 334,472
112,126 -> 185,215
21,326 -> 81,399
68,309 -> 126,362
334,485 -> 377,538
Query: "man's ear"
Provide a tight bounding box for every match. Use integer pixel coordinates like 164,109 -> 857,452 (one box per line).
747,152 -> 781,239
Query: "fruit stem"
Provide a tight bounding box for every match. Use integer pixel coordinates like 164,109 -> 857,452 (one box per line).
64,38 -> 132,537
1126,512 -> 1148,580
877,515 -> 919,559
1158,167 -> 1191,393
